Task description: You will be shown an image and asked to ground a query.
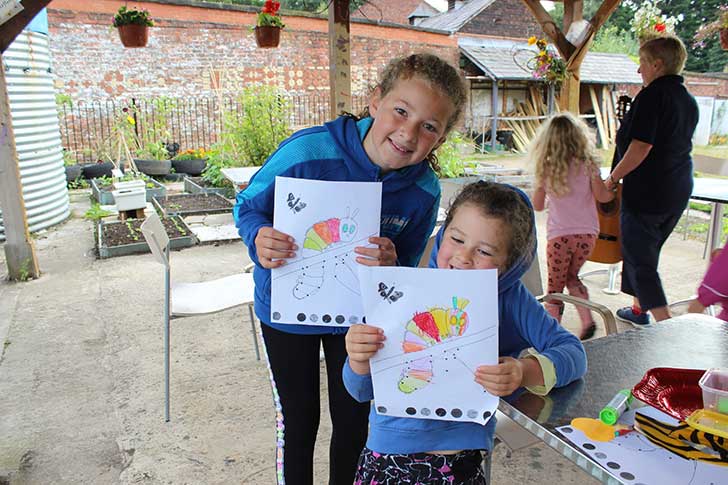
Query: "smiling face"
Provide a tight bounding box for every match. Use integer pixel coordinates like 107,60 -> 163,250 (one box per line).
362,75 -> 455,174
436,203 -> 509,273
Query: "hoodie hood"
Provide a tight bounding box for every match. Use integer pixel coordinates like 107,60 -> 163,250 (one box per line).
429,183 -> 536,294
325,116 -> 435,193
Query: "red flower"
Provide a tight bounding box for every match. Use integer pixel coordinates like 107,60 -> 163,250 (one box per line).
655,22 -> 666,32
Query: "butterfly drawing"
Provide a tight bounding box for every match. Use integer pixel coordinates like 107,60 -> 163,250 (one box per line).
378,282 -> 404,304
287,193 -> 306,213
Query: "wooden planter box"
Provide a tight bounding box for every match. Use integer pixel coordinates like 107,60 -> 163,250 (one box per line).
152,192 -> 233,217
97,216 -> 196,259
183,176 -> 233,198
91,178 -> 166,205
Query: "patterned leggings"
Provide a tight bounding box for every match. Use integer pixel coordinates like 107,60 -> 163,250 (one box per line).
545,234 -> 596,327
354,448 -> 487,485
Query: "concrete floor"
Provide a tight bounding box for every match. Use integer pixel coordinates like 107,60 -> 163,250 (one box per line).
0,181 -> 712,484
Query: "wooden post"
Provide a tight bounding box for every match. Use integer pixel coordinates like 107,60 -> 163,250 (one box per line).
328,0 -> 351,120
0,55 -> 40,280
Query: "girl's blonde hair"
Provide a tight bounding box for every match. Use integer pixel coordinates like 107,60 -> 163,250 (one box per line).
530,112 -> 600,197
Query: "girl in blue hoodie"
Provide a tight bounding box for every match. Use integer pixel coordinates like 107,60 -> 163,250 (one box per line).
344,181 -> 587,484
235,53 -> 467,485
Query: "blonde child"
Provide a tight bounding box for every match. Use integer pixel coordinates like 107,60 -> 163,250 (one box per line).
345,181 -> 587,484
235,53 -> 466,485
531,112 -> 614,340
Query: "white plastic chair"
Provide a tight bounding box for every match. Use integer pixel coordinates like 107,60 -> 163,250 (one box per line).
140,213 -> 259,422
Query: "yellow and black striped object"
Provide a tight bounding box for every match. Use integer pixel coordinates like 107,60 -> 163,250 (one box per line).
634,412 -> 727,466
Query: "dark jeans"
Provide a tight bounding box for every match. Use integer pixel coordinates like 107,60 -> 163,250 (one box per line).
620,206 -> 682,310
260,324 -> 370,485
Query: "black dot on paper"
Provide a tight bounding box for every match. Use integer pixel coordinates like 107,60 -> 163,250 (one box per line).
362,316 -> 367,324
483,411 -> 492,420
297,313 -> 306,322
376,406 -> 387,413
272,312 -> 281,320
620,472 -> 635,481
561,427 -> 573,434
451,409 -> 463,418
467,410 -> 478,419
406,407 -> 416,415
583,443 -> 596,450
606,461 -> 621,470
309,314 -> 318,322
323,315 -> 332,323
421,408 -> 431,416
595,452 -> 607,459
335,315 -> 345,324
349,316 -> 358,324
433,408 -> 445,417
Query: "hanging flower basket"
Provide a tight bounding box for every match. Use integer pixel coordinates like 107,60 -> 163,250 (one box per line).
117,24 -> 149,48
112,6 -> 154,48
254,26 -> 281,48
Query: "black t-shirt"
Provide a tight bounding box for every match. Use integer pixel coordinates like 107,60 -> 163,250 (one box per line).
612,75 -> 699,214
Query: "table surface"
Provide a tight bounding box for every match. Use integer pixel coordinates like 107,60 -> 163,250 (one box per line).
498,313 -> 728,484
691,176 -> 728,204
221,167 -> 260,185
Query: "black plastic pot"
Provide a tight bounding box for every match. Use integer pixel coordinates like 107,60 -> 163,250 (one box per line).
81,162 -> 115,179
134,159 -> 172,176
65,164 -> 82,182
171,158 -> 207,176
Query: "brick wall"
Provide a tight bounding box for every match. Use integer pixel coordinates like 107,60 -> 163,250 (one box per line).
460,0 -> 541,39
684,73 -> 728,99
353,0 -> 422,25
47,0 -> 457,100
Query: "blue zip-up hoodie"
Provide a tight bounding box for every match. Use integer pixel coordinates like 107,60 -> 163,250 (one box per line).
342,186 -> 587,453
234,116 -> 441,335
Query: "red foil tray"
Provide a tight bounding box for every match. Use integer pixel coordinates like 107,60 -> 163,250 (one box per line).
631,367 -> 706,421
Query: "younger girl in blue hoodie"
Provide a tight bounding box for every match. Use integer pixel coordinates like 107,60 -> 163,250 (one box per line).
344,181 -> 587,484
235,53 -> 467,485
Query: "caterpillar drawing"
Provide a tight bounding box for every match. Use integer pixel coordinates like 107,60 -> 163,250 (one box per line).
293,208 -> 361,300
398,297 -> 470,393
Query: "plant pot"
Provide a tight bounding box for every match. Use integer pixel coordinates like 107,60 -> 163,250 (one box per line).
172,158 -> 207,176
117,24 -> 149,48
721,28 -> 728,50
134,158 -> 172,176
65,164 -> 82,183
254,26 -> 281,48
82,162 -> 115,180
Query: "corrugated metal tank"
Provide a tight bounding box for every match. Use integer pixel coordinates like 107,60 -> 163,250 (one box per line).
0,11 -> 69,241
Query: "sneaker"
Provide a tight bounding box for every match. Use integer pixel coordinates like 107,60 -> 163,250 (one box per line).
616,307 -> 651,327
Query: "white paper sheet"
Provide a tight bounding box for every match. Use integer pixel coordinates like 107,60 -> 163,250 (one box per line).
271,177 -> 382,326
359,266 -> 500,425
141,213 -> 170,267
557,407 -> 728,484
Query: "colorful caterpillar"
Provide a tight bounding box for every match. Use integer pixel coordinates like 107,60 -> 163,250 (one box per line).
398,297 -> 470,394
293,209 -> 360,300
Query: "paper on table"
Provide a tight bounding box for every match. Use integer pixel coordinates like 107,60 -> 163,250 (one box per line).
360,266 -> 500,425
271,176 -> 382,326
557,406 -> 728,484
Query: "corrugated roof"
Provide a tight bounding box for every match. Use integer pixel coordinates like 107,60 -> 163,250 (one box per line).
459,37 -> 642,84
418,0 -> 495,32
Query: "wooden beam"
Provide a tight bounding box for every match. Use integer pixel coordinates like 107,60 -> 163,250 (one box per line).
589,85 -> 607,148
0,0 -> 52,54
563,0 -> 584,34
328,0 -> 351,120
0,55 -> 40,280
520,0 -> 574,60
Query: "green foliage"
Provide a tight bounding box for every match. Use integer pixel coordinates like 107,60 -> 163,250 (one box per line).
84,203 -> 114,221
214,85 -> 291,168
436,132 -> 476,179
68,178 -> 90,190
113,6 -> 154,27
591,25 -> 639,56
201,151 -> 233,187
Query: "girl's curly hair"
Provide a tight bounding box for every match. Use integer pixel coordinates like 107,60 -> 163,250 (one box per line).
530,112 -> 600,197
444,181 -> 535,270
351,52 -> 467,173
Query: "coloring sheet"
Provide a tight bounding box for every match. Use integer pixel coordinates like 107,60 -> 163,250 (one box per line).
557,407 -> 728,484
360,266 -> 500,425
271,177 -> 382,326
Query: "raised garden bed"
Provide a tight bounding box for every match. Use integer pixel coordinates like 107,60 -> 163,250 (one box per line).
97,216 -> 196,259
153,193 -> 233,217
91,177 -> 166,205
183,176 -> 234,198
